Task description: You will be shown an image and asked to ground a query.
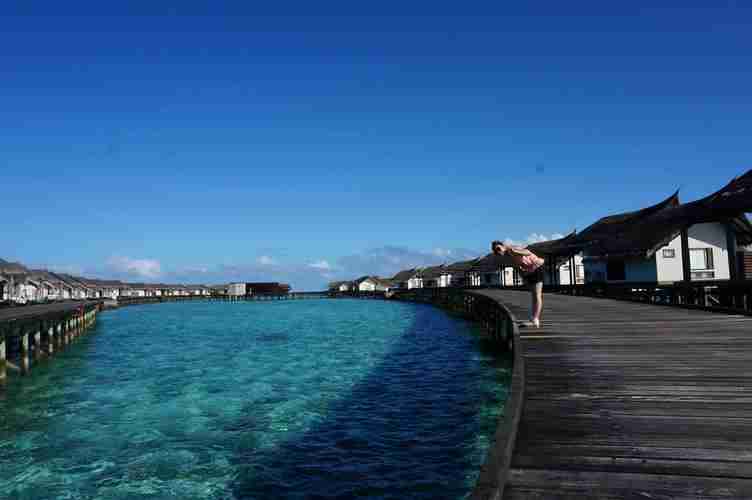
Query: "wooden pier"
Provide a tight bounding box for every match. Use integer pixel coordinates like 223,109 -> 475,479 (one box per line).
0,301 -> 100,383
211,292 -> 330,302
475,289 -> 752,499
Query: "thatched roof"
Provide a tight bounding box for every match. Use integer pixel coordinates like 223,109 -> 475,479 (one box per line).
571,191 -> 681,249
391,268 -> 420,282
527,231 -> 578,256
532,170 -> 752,258
0,259 -> 30,275
446,258 -> 482,274
470,253 -> 518,273
571,171 -> 752,258
371,277 -> 394,288
421,265 -> 448,280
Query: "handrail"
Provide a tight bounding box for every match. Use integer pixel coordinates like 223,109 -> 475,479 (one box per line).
392,288 -> 525,499
543,279 -> 752,315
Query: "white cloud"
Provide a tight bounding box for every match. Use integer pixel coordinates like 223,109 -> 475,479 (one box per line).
256,255 -> 277,266
308,260 -> 332,271
525,233 -> 549,244
335,245 -> 481,280
499,232 -> 567,247
45,264 -> 85,276
432,248 -> 454,258
526,232 -> 565,243
106,256 -> 162,279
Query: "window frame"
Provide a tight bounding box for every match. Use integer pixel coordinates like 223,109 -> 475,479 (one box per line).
689,248 -> 714,271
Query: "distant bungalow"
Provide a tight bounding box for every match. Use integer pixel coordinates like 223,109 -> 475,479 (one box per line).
1,259 -> 212,304
355,276 -> 393,292
227,282 -> 291,297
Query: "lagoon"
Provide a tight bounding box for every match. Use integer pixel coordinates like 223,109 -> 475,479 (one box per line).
0,299 -> 511,499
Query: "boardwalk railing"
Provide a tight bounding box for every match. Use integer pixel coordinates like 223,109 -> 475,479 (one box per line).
115,295 -> 209,306
543,279 -> 752,315
328,290 -> 386,299
393,288 -> 525,499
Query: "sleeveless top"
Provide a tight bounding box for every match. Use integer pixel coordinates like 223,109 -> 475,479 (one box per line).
510,249 -> 545,274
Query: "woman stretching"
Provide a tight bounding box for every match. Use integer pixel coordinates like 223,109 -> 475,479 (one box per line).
491,240 -> 545,328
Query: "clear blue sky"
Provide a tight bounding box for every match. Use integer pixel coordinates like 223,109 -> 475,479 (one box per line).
2,1 -> 750,289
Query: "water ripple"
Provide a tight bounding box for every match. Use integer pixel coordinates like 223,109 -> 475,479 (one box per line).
0,299 -> 510,499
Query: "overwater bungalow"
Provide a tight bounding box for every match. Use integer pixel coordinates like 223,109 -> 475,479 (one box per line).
421,265 -> 450,288
443,258 -> 482,288
27,270 -> 61,300
0,259 -> 30,302
328,281 -> 353,293
51,273 -> 92,299
187,285 -> 210,296
81,279 -> 124,299
390,269 -> 419,290
354,276 -> 393,292
539,170 -> 752,284
468,254 -> 523,288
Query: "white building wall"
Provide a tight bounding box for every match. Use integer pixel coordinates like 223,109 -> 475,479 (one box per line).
688,222 -> 730,281
228,283 -> 246,296
657,222 -> 731,282
437,274 -> 451,288
16,283 -> 38,301
656,234 -> 685,282
358,280 -> 376,292
407,277 -> 423,289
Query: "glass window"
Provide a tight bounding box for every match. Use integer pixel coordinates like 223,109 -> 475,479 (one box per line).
662,248 -> 676,258
689,248 -> 714,270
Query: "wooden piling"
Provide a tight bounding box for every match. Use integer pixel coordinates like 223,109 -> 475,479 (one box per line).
33,326 -> 41,361
20,329 -> 30,374
0,331 -> 6,383
47,322 -> 55,355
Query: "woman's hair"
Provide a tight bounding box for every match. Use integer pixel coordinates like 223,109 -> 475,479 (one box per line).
491,240 -> 506,254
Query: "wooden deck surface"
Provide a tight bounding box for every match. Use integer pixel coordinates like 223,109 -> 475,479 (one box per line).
0,301 -> 89,323
477,289 -> 752,499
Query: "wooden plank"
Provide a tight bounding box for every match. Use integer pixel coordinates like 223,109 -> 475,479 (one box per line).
471,289 -> 752,499
504,469 -> 752,499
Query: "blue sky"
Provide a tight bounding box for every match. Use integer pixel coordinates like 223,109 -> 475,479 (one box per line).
2,1 -> 751,289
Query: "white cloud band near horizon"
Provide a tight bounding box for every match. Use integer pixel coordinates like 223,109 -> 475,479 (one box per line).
106,255 -> 162,279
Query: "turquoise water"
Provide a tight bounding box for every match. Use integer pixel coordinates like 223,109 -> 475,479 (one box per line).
0,299 -> 511,499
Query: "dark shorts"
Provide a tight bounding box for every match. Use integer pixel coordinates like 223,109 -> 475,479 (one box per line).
522,267 -> 544,286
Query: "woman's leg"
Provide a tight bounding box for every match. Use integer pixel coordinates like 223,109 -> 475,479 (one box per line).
531,282 -> 543,322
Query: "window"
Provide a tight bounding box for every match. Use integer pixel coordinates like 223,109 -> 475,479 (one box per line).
662,248 -> 676,258
576,265 -> 585,281
607,260 -> 626,281
689,248 -> 714,271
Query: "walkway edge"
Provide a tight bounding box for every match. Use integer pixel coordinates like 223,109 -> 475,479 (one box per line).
469,292 -> 525,500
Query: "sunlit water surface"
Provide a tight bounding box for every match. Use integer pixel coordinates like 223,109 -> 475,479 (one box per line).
0,299 -> 511,499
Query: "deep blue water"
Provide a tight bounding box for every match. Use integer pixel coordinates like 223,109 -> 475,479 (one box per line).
0,299 -> 511,499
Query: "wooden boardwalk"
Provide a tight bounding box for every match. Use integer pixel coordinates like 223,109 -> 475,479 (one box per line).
477,289 -> 752,499
0,301 -> 91,323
